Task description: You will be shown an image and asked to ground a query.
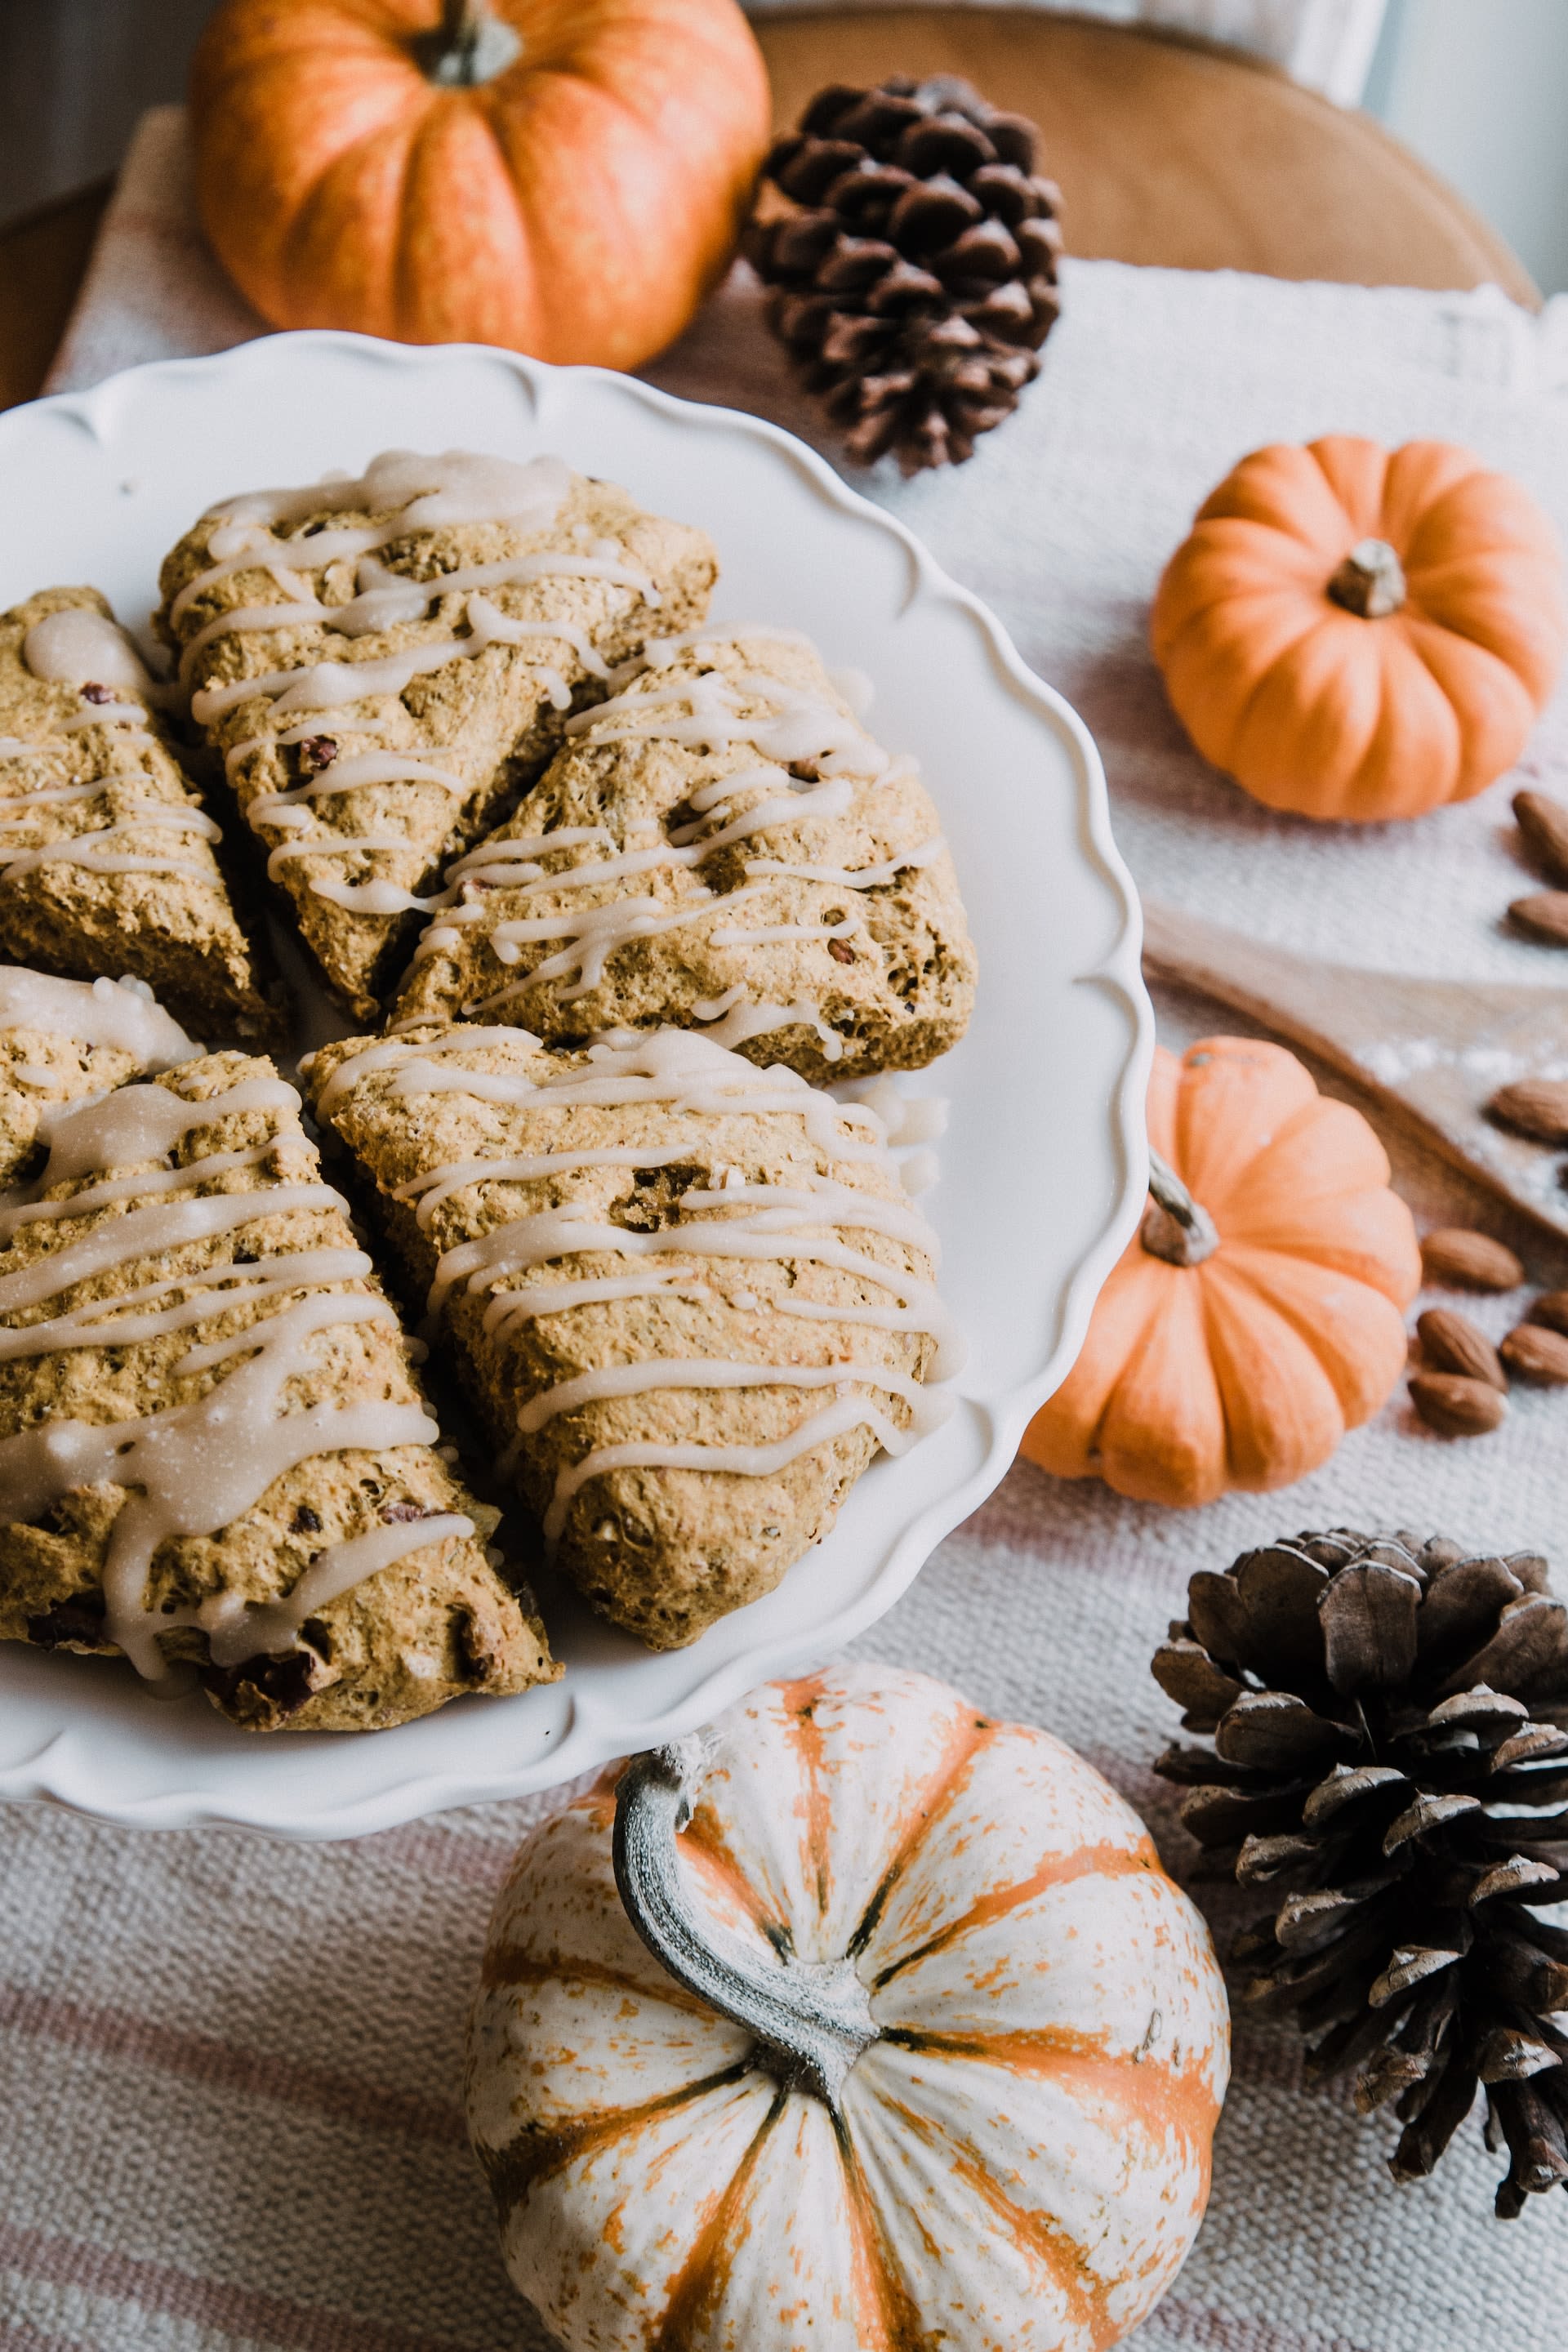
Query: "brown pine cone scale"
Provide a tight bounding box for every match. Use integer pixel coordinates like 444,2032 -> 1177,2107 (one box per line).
747,75 -> 1062,474
1152,1528 -> 1568,2217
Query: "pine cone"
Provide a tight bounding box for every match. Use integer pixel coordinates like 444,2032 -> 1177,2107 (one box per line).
1152,1529 -> 1568,2217
746,75 -> 1062,475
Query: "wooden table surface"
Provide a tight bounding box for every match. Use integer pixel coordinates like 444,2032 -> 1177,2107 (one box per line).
0,7 -> 1538,416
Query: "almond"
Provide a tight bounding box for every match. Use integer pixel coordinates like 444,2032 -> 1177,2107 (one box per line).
1501,1324 -> 1568,1387
1419,1227 -> 1525,1293
1508,891 -> 1568,947
1513,791 -> 1568,887
1415,1307 -> 1507,1391
1409,1372 -> 1508,1437
1486,1077 -> 1568,1144
1526,1290 -> 1568,1338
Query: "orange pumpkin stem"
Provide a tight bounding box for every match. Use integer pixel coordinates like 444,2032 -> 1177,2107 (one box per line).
1326,537 -> 1407,620
424,0 -> 520,87
1142,1147 -> 1219,1267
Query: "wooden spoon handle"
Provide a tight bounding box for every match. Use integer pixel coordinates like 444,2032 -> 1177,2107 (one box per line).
1141,898 -> 1568,1245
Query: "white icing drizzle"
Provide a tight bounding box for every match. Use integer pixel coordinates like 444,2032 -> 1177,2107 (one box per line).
316,1028 -> 960,1547
22,609 -> 162,699
0,1250 -> 372,1362
315,1027 -> 888,1159
0,970 -> 193,1069
403,642 -> 936,1020
247,750 -> 469,827
0,805 -> 222,887
263,831 -> 443,917
198,1511 -> 473,1669
562,666 -> 886,780
430,1188 -> 940,1319
538,1390 -> 945,1544
514,1356 -> 929,1436
203,448 -> 572,542
1,625 -> 220,889
742,839 -> 946,889
708,918 -> 855,947
634,624 -> 813,670
171,451 -> 667,914
689,996 -> 845,1062
393,1139 -> 704,1227
26,1071 -> 296,1186
0,778 -> 144,822
463,888 -> 770,1012
440,826 -> 616,892
0,1072 -> 456,1682
56,706 -> 154,733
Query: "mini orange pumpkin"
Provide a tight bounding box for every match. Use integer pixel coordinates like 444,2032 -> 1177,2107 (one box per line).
189,0 -> 771,370
1151,435 -> 1568,822
1022,1037 -> 1421,1508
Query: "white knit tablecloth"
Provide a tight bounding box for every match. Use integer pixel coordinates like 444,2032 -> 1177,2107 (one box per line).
9,105 -> 1568,2352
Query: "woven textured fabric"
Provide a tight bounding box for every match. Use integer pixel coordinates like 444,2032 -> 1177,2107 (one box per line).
10,103 -> 1568,2350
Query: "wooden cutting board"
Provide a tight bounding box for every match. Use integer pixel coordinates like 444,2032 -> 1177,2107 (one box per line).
1142,898 -> 1568,1240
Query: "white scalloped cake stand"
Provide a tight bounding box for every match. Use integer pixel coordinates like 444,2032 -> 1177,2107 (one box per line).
0,332 -> 1151,1838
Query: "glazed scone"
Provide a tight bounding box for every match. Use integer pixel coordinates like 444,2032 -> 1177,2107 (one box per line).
0,1049 -> 559,1730
0,588 -> 283,1041
157,451 -> 718,1021
305,1024 -> 957,1650
390,627 -> 977,1082
0,964 -> 194,1186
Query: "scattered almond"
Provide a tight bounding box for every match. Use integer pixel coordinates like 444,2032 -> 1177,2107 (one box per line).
1513,791 -> 1568,888
1501,1324 -> 1568,1387
1415,1307 -> 1507,1392
1526,1290 -> 1568,1338
1409,1372 -> 1508,1437
1508,891 -> 1568,947
1419,1227 -> 1525,1293
1486,1077 -> 1568,1144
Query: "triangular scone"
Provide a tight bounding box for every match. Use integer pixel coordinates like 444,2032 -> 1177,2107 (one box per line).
390,628 -> 977,1081
157,452 -> 718,1021
0,589 -> 283,1041
305,1025 -> 957,1650
0,964 -> 194,1185
0,1049 -> 559,1731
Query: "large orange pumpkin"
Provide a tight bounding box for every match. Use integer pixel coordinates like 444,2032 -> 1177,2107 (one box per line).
1151,435 -> 1568,822
189,0 -> 771,368
1023,1037 -> 1421,1508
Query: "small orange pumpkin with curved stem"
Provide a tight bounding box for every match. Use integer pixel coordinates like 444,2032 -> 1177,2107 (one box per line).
1023,1037 -> 1421,1508
189,0 -> 771,370
1151,435 -> 1568,822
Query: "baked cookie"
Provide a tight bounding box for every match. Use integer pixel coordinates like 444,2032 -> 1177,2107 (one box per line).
390,627 -> 977,1081
0,964 -> 194,1186
157,451 -> 718,1021
0,1048 -> 558,1730
305,1023 -> 958,1650
0,588 -> 283,1041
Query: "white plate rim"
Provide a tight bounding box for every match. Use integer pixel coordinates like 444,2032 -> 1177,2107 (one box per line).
0,331 -> 1152,1837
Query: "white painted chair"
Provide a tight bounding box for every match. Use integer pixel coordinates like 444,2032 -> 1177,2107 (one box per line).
745,0 -> 1390,105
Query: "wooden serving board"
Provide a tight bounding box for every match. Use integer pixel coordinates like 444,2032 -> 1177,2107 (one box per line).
1142,898 -> 1568,1241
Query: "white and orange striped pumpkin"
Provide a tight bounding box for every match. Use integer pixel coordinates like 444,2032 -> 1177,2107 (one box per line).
466,1664 -> 1230,2352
